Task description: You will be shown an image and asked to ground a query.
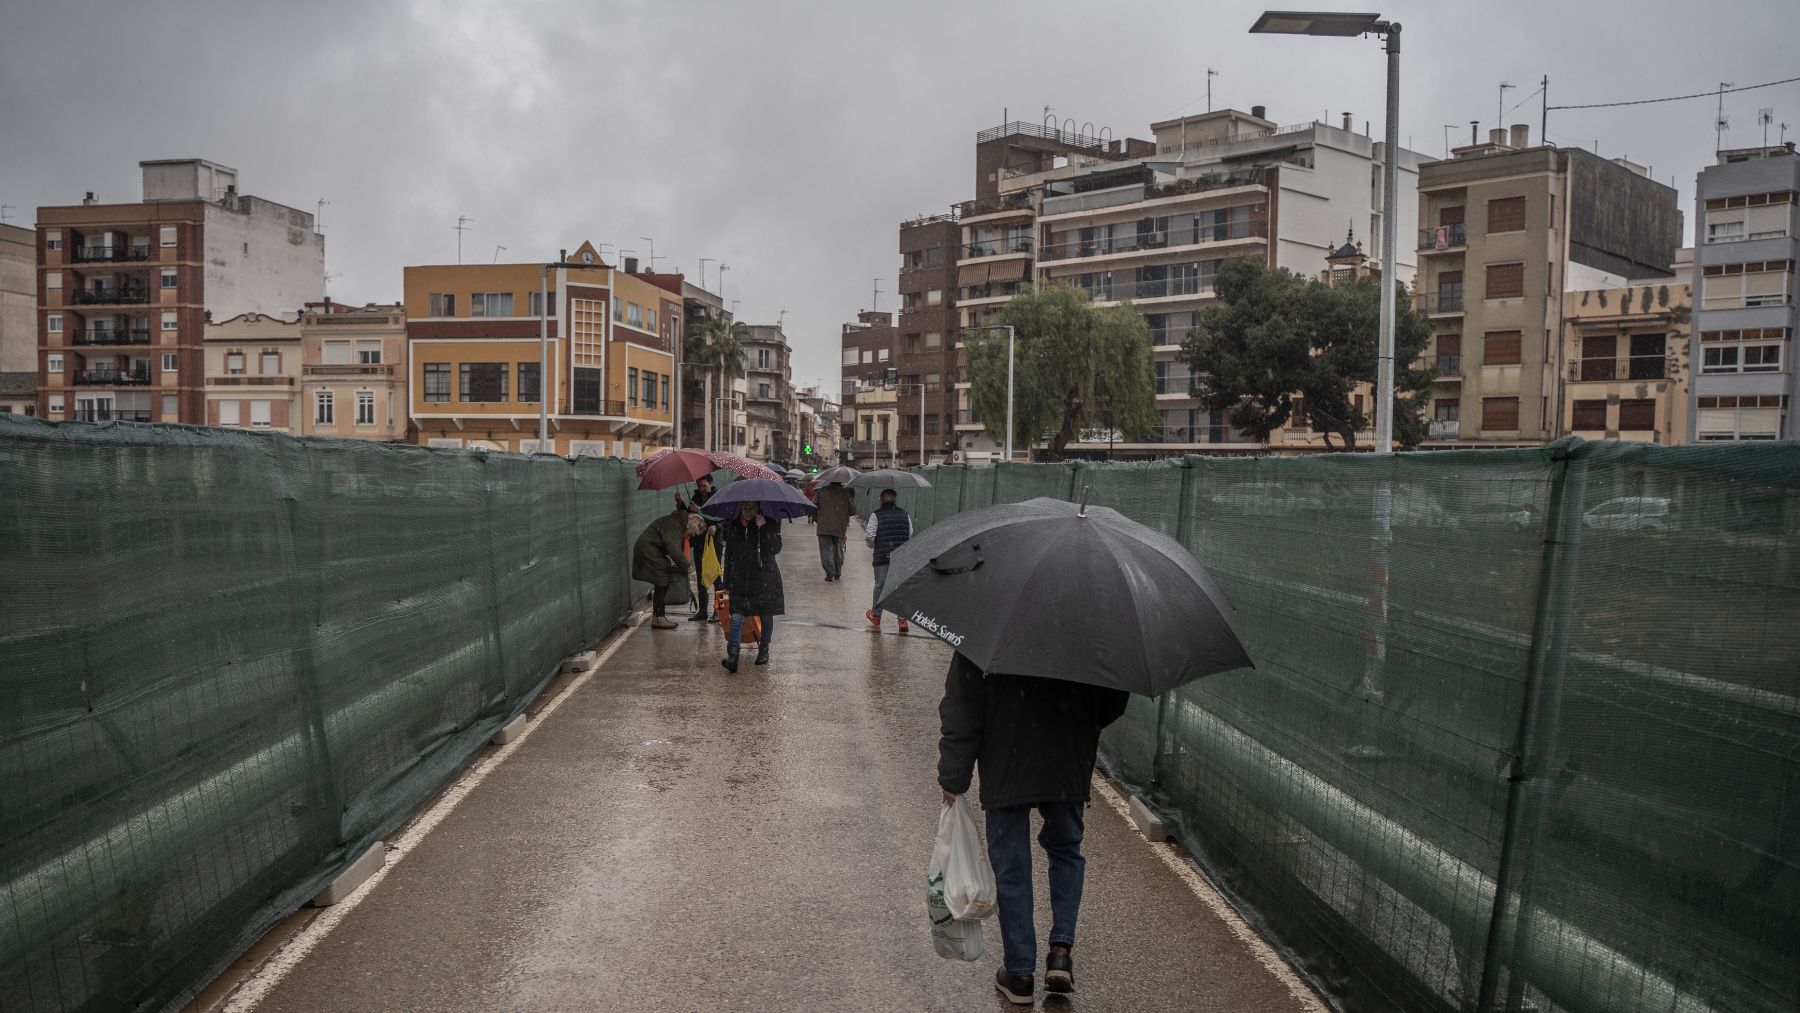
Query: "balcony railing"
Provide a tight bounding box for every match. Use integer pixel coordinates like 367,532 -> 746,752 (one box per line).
1154,375 -> 1195,396
1435,354 -> 1462,377
955,409 -> 984,426
1419,224 -> 1468,250
964,238 -> 1034,258
71,287 -> 150,305
1417,291 -> 1464,314
1579,359 -> 1618,381
955,193 -> 1035,218
570,399 -> 628,417
71,329 -> 153,346
72,245 -> 152,263
1039,221 -> 1267,262
303,364 -> 396,377
961,284 -> 1027,301
74,368 -> 152,386
72,409 -> 154,422
1074,276 -> 1216,302
1629,357 -> 1668,380
1428,419 -> 1461,439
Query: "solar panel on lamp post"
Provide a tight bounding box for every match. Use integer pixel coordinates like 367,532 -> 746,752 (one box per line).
1250,10 -> 1399,453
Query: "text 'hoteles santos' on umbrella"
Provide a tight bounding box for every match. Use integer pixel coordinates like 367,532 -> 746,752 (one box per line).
875,496 -> 1253,696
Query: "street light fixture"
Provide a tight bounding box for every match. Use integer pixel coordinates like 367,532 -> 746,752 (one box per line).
1251,9 -> 1400,453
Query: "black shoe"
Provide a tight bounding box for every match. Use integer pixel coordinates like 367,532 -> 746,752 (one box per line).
754,650 -> 770,666
824,575 -> 833,582
720,653 -> 739,674
994,969 -> 1034,1006
1046,946 -> 1074,994
688,613 -> 709,622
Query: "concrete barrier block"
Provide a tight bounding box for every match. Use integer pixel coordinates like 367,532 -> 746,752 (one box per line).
561,651 -> 597,674
1128,795 -> 1169,843
311,842 -> 386,906
491,713 -> 528,746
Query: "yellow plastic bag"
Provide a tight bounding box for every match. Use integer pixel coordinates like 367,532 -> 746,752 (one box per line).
701,537 -> 722,588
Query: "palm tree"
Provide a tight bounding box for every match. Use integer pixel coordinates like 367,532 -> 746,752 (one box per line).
687,316 -> 748,450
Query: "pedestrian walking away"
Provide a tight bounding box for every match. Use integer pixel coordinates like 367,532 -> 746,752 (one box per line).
632,504 -> 700,630
937,651 -> 1129,1004
813,480 -> 855,582
865,488 -> 912,633
718,500 -> 784,672
687,475 -> 717,621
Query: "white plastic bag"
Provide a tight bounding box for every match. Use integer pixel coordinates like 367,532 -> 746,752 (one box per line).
926,795 -> 997,961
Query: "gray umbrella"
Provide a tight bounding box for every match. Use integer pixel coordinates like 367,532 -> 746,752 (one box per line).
847,468 -> 932,489
811,465 -> 858,485
875,497 -> 1252,695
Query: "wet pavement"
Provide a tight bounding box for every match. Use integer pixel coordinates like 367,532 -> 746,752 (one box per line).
253,525 -> 1315,1012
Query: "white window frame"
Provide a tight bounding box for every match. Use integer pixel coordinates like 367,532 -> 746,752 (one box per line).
162,311 -> 178,332
260,352 -> 280,375
218,399 -> 240,425
47,313 -> 63,334
249,399 -> 272,427
49,394 -> 65,413
323,340 -> 352,365
356,390 -> 375,425
160,269 -> 178,289
316,389 -> 334,425
46,271 -> 61,291
161,394 -> 178,419
46,230 -> 62,251
159,226 -> 177,248
47,353 -> 64,373
842,348 -> 860,365
356,341 -> 382,364
160,352 -> 177,372
226,353 -> 246,375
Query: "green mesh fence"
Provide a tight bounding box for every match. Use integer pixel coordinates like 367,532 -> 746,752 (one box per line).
895,443 -> 1799,1013
0,417 -> 685,1012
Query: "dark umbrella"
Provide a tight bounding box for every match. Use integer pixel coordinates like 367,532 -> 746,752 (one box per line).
875,496 -> 1252,695
700,478 -> 818,521
847,468 -> 932,489
635,448 -> 715,490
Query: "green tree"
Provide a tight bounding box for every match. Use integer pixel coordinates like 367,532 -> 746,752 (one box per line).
686,315 -> 747,449
1182,256 -> 1434,451
965,283 -> 1160,459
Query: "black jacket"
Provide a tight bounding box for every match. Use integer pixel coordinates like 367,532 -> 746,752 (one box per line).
719,517 -> 784,615
937,652 -> 1131,810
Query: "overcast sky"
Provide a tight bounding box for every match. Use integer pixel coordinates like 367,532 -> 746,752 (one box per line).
3,0 -> 1794,388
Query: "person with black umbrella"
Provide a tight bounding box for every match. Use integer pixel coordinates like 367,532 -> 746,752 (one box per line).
717,499 -> 785,672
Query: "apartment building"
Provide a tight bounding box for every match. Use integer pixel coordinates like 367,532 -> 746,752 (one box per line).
1,223 -> 34,415
679,279 -> 742,453
36,158 -> 323,423
1561,252 -> 1693,444
299,301 -> 407,441
839,309 -> 899,465
1415,129 -> 1682,447
1687,144 -> 1798,441
405,243 -> 677,458
896,216 -> 961,466
204,311 -> 301,432
740,324 -> 792,463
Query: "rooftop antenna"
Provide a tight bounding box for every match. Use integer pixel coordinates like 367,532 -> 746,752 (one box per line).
639,236 -> 657,271
872,277 -> 883,312
1760,108 -> 1775,149
1443,124 -> 1459,158
778,308 -> 787,329
1498,81 -> 1515,132
1207,68 -> 1218,113
316,198 -> 329,231
1716,83 -> 1734,155
0,204 -> 11,225
718,262 -> 730,303
699,257 -> 714,291
492,244 -> 507,263
1782,123 -> 1791,146
454,215 -> 474,264
324,271 -> 342,299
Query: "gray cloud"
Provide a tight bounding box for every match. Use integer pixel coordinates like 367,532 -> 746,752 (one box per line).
3,0 -> 1794,389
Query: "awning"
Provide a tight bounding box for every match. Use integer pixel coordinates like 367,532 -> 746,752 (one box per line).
957,263 -> 991,287
988,258 -> 1029,284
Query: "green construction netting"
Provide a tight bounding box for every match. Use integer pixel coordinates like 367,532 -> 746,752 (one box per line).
0,417 -> 689,1012
881,442 -> 1799,1013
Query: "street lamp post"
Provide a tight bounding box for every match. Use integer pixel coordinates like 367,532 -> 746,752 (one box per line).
1250,10 -> 1400,453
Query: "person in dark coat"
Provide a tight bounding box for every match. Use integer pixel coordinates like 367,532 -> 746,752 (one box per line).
718,499 -> 784,672
686,476 -> 717,622
632,506 -> 699,630
813,481 -> 855,582
864,488 -> 912,632
937,651 -> 1130,1004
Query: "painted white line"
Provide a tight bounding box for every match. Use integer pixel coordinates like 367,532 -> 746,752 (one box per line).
218,614 -> 649,1012
1092,775 -> 1325,1012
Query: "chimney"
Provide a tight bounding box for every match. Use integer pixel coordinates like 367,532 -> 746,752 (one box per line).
1490,128 -> 1507,147
83,192 -> 97,206
1342,112 -> 1353,131
1251,105 -> 1266,120
624,256 -> 639,274
1510,124 -> 1530,148
559,248 -> 567,262
1470,121 -> 1480,145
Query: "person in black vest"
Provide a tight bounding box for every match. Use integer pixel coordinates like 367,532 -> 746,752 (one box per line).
718,499 -> 783,672
863,487 -> 912,633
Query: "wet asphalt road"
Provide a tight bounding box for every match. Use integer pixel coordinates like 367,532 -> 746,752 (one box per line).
255,527 -> 1312,1012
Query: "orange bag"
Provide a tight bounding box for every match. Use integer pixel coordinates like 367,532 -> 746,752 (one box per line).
713,589 -> 762,642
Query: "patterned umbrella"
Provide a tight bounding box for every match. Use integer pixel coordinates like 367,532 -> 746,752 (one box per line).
706,451 -> 782,481
635,448 -> 716,490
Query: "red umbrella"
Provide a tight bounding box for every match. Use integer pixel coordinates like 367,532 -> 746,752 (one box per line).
636,448 -> 716,490
705,451 -> 782,481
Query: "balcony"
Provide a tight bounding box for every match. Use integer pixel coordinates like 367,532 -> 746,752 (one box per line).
71,287 -> 151,306
1417,291 -> 1464,315
1074,276 -> 1215,303
955,409 -> 985,427
1579,359 -> 1618,381
71,328 -> 153,346
74,368 -> 152,386
72,409 -> 154,422
72,245 -> 152,264
1154,375 -> 1195,396
570,399 -> 628,417
1419,224 -> 1467,251
964,238 -> 1034,258
1434,354 -> 1462,378
955,193 -> 1034,218
1039,221 -> 1267,262
303,364 -> 396,377
210,376 -> 295,386
961,283 -> 1027,302
1428,419 -> 1461,440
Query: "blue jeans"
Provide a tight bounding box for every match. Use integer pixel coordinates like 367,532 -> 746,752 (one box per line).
986,802 -> 1086,976
726,611 -> 773,656
871,563 -> 889,616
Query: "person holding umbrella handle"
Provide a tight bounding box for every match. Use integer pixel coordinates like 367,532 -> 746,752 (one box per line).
718,500 -> 784,672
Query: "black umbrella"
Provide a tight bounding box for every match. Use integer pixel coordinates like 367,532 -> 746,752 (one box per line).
876,496 -> 1252,695
847,468 -> 932,489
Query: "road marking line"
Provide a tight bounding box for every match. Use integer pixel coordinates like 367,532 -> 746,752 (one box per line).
218,614 -> 648,1012
1092,775 -> 1325,1011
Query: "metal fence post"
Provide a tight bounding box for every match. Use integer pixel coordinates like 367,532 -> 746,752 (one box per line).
1476,439 -> 1590,1011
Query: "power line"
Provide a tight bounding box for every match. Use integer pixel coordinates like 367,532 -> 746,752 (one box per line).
1503,85 -> 1543,120
1548,75 -> 1800,112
